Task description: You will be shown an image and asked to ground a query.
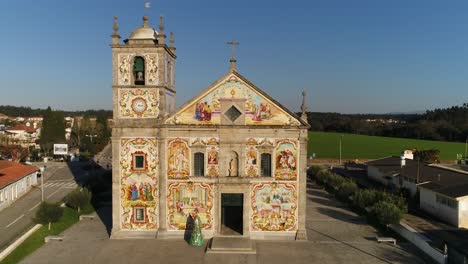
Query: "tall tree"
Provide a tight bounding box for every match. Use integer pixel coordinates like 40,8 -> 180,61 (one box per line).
39,106 -> 66,155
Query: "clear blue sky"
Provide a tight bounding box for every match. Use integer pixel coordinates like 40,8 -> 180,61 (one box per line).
0,0 -> 467,114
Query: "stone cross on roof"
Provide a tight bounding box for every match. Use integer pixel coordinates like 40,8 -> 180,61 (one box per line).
227,39 -> 240,71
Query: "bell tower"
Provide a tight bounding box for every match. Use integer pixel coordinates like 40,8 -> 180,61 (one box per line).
110,14 -> 176,239
111,15 -> 176,125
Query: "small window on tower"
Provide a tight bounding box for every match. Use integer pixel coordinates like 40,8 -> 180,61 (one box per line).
132,152 -> 146,171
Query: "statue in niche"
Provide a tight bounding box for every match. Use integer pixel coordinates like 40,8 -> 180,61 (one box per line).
228,158 -> 238,176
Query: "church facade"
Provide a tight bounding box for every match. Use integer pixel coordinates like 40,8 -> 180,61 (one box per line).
110,15 -> 310,240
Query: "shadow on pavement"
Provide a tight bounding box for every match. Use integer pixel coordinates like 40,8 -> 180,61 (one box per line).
66,161 -> 113,236
315,207 -> 367,225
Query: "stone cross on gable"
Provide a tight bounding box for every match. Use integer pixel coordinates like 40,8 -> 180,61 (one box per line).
227,39 -> 240,70
227,40 -> 240,59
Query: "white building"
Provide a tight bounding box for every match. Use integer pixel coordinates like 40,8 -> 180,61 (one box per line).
367,153 -> 468,229
418,168 -> 468,229
0,160 -> 38,212
366,150 -> 414,189
4,124 -> 40,148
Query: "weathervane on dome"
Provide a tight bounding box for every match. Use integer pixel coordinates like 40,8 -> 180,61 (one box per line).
144,2 -> 151,15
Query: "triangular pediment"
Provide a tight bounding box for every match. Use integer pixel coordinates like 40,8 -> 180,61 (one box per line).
165,71 -> 306,126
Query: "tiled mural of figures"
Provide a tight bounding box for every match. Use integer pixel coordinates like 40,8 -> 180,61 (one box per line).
274,139 -> 298,180
165,74 -> 301,126
167,138 -> 191,179
167,182 -> 214,230
120,138 -> 159,230
206,145 -> 219,177
245,145 -> 259,177
251,182 -> 297,231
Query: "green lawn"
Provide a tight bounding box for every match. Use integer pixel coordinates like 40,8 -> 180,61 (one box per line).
1,205 -> 94,264
308,131 -> 466,160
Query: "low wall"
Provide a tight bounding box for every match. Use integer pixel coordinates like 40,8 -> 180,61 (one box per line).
390,222 -> 447,264
0,224 -> 42,262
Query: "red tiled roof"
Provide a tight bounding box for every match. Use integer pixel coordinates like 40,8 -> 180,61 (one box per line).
6,124 -> 37,133
0,160 -> 38,188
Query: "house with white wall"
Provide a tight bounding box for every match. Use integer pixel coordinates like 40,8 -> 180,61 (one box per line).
366,150 -> 415,189
367,153 -> 468,229
417,166 -> 468,229
0,160 -> 38,212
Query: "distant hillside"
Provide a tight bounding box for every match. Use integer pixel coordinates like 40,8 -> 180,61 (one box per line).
0,105 -> 112,118
299,102 -> 468,143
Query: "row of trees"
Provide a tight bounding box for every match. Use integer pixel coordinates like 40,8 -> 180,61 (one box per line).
309,166 -> 407,227
34,187 -> 92,230
0,105 -> 112,119
300,102 -> 468,143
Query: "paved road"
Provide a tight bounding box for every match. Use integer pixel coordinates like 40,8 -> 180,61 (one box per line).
0,162 -> 86,251
21,180 -> 433,264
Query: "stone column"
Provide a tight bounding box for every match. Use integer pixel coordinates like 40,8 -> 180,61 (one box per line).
110,132 -> 121,238
296,128 -> 308,240
157,130 -> 168,238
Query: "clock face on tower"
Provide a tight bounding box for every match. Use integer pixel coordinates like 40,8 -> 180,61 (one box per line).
131,97 -> 147,114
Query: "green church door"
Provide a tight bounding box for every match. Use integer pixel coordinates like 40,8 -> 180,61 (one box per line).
221,193 -> 243,235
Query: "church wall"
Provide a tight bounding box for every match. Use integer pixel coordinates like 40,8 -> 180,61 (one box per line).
119,137 -> 159,230
157,127 -> 305,239
111,128 -> 162,238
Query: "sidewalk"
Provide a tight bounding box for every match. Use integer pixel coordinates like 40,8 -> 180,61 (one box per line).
20,180 -> 430,264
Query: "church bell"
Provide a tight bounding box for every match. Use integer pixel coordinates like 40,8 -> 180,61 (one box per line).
133,56 -> 145,85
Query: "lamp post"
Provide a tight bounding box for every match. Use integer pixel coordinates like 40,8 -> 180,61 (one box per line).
339,135 -> 344,165
85,134 -> 98,155
39,165 -> 46,201
85,134 -> 98,143
465,137 -> 467,161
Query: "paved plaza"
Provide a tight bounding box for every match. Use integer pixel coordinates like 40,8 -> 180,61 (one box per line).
21,181 -> 432,264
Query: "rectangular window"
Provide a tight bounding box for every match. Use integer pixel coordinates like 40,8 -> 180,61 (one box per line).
194,152 -> 205,176
261,153 -> 272,177
436,194 -> 458,209
134,207 -> 145,222
132,152 -> 146,171
135,155 -> 145,169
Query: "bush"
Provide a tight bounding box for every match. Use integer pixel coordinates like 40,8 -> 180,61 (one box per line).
372,200 -> 403,226
34,202 -> 63,230
336,180 -> 358,201
326,174 -> 345,191
307,166 -> 323,179
387,193 -> 408,214
352,189 -> 379,211
315,169 -> 331,186
64,188 -> 92,212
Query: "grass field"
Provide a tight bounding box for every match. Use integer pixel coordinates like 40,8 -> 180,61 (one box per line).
308,131 -> 467,160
